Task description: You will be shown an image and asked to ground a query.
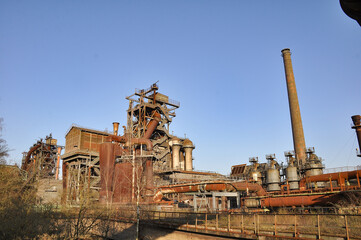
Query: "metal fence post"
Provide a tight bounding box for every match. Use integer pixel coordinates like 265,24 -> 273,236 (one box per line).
294,214 -> 297,237
274,214 -> 277,236
216,213 -> 219,231
345,215 -> 349,240
317,214 -> 321,239
227,213 -> 230,233
195,213 -> 198,230
205,213 -> 208,230
254,214 -> 256,234
242,214 -> 244,233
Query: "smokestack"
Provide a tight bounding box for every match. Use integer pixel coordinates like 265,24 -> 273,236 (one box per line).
113,122 -> 120,136
281,48 -> 307,165
351,115 -> 361,157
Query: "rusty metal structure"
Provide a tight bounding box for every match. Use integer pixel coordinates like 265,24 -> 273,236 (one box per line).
21,134 -> 63,181
58,49 -> 361,212
62,126 -> 111,203
150,49 -> 361,212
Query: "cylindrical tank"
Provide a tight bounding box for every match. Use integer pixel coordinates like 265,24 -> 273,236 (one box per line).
286,166 -> 299,190
183,139 -> 195,171
244,198 -> 261,208
266,168 -> 281,191
170,137 -> 182,170
305,162 -> 324,188
305,163 -> 323,177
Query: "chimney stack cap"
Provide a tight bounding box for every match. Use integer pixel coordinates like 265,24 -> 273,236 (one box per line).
281,48 -> 291,54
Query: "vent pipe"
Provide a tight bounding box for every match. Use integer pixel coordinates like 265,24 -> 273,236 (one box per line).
281,48 -> 307,165
112,122 -> 120,136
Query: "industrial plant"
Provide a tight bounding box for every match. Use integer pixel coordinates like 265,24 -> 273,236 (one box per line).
20,49 -> 361,212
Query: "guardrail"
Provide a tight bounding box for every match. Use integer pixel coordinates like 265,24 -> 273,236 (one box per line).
137,210 -> 361,239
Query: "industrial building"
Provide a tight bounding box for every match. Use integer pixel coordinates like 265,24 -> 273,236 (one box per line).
21,48 -> 361,211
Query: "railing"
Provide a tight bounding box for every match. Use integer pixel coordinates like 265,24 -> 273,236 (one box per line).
324,166 -> 361,174
138,210 -> 361,239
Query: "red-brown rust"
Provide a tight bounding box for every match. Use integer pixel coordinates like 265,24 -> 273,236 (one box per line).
105,134 -> 153,150
113,162 -> 134,203
22,143 -> 41,170
299,169 -> 361,190
261,193 -> 335,207
99,142 -> 116,203
145,159 -> 154,202
61,161 -> 68,204
143,111 -> 161,139
153,181 -> 266,202
55,147 -> 61,180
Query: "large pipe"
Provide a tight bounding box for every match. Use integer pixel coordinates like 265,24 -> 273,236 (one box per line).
261,193 -> 335,207
153,181 -> 266,202
21,143 -> 41,170
143,111 -> 161,139
281,48 -> 307,165
299,169 -> 361,190
105,135 -> 153,150
352,115 -> 361,157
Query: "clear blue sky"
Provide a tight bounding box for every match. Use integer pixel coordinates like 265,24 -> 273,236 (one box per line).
1,1 -> 360,174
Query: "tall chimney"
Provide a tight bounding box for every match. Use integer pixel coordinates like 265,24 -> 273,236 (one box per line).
281,48 -> 307,165
351,115 -> 361,157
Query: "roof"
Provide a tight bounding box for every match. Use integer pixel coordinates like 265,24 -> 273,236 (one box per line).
65,124 -> 111,137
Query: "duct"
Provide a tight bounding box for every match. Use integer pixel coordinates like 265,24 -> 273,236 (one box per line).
352,115 -> 361,157
105,135 -> 153,151
281,48 -> 307,165
153,181 -> 266,202
299,169 -> 361,190
143,111 -> 161,139
22,143 -> 42,171
261,193 -> 335,207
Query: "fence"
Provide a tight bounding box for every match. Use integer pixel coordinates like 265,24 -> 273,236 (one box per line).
136,210 -> 361,239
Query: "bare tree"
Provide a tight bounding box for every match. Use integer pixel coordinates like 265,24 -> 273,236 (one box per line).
0,118 -> 9,165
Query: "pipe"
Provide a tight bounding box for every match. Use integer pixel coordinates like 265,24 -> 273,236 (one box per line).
299,169 -> 361,190
143,111 -> 161,139
261,193 -> 335,207
352,115 -> 361,157
21,143 -> 41,171
281,48 -> 307,165
153,181 -> 266,202
105,135 -> 153,150
112,122 -> 120,136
